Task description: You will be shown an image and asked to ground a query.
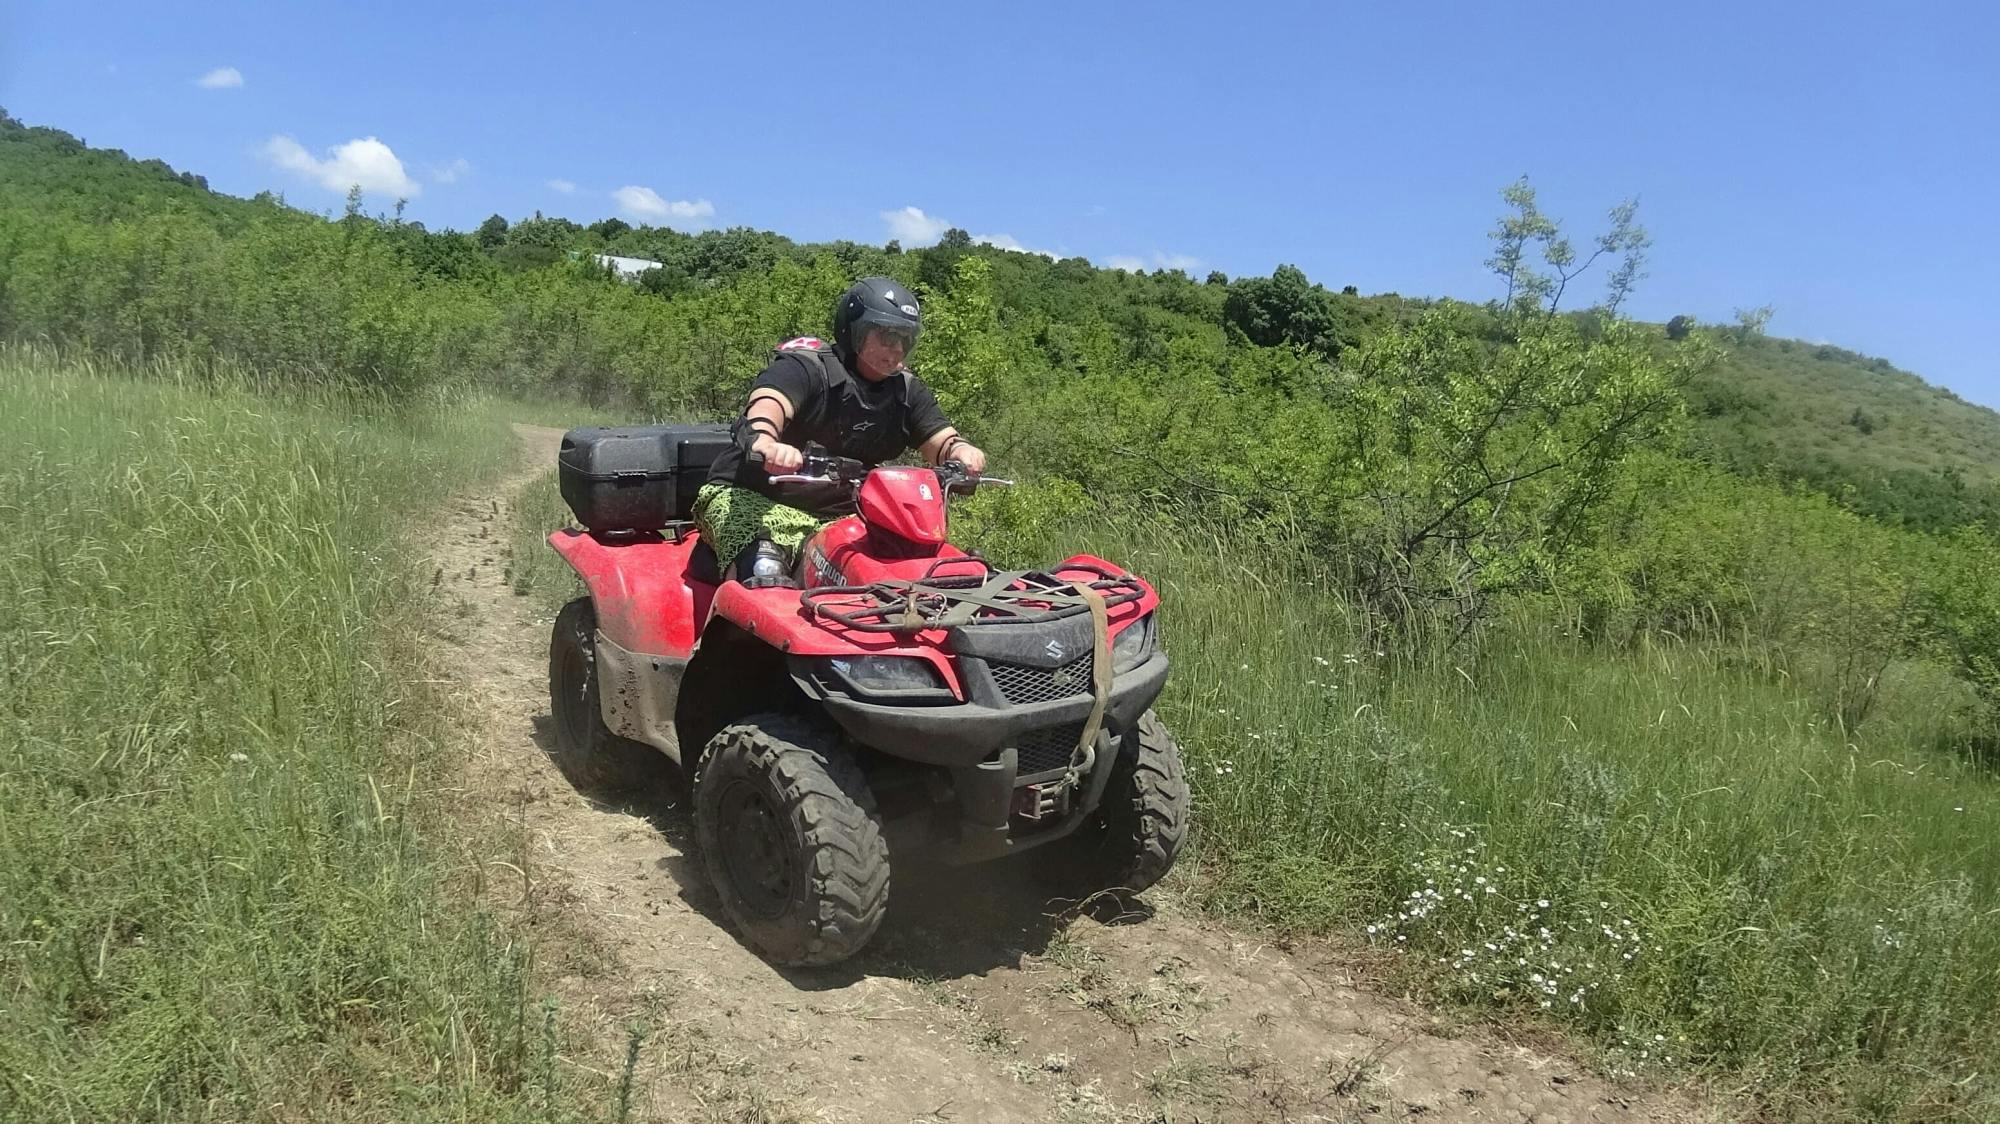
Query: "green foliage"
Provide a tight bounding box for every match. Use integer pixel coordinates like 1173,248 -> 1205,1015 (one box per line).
1734,303 -> 1775,338
1328,308 -> 1716,637
476,212 -> 509,249
966,507 -> 2000,1121
1919,527 -> 2000,730
1221,264 -> 1358,356
1684,331 -> 2000,532
917,255 -> 1005,418
0,350 -> 612,1119
1486,177 -> 1650,314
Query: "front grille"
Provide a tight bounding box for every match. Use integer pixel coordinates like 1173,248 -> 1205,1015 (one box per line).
1016,723 -> 1085,776
988,653 -> 1094,706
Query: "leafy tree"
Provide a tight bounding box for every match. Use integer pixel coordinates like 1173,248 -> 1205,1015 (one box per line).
1666,314 -> 1694,340
476,213 -> 509,250
1733,304 -> 1774,338
637,264 -> 687,298
1485,177 -> 1649,314
1333,305 -> 1718,638
1917,528 -> 2000,740
493,243 -> 561,271
917,256 -> 1004,419
507,214 -> 584,249
1222,265 -> 1357,358
916,228 -> 974,293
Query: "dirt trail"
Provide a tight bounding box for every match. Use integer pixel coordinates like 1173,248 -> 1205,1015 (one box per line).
422,424 -> 1706,1123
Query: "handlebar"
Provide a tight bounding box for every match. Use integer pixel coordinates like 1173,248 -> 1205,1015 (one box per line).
752,450 -> 1011,492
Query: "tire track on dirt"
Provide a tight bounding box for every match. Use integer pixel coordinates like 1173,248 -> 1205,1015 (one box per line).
419,424 -> 1707,1123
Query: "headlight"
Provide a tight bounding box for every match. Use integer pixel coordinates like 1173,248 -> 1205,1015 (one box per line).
1112,614 -> 1155,673
827,655 -> 947,697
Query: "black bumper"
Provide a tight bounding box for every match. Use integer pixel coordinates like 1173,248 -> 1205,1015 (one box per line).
792,651 -> 1169,768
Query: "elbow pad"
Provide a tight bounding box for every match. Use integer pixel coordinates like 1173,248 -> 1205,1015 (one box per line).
732,415 -> 779,451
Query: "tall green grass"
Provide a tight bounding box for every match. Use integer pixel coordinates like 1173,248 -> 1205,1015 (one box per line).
0,349 -> 603,1119
974,511 -> 1998,1121
504,470 -> 587,618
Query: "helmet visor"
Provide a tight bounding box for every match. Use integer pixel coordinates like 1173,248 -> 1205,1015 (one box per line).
855,316 -> 919,357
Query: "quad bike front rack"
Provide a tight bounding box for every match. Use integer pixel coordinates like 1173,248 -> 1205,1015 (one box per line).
800,557 -> 1145,634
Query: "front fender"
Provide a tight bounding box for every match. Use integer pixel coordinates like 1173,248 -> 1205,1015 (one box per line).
548,529 -> 714,658
712,582 -> 965,697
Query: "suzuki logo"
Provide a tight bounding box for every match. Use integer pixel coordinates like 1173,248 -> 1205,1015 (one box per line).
1045,639 -> 1065,660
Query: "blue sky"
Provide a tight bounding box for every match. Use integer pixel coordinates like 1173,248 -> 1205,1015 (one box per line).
4,1 -> 1997,405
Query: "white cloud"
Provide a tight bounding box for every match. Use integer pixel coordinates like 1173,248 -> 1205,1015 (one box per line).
428,157 -> 473,185
613,185 -> 714,225
196,67 -> 243,90
971,232 -> 1056,259
1104,251 -> 1203,274
881,207 -> 1055,256
262,134 -> 421,198
882,205 -> 951,246
546,178 -> 577,194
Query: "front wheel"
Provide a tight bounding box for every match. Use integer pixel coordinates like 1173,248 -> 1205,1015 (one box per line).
1035,709 -> 1190,897
694,714 -> 890,966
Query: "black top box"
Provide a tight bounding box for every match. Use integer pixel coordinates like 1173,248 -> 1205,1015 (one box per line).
557,424 -> 733,533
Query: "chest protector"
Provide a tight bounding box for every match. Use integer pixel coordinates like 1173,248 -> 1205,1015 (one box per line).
764,337 -> 915,465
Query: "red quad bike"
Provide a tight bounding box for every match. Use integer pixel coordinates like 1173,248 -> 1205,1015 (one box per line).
545,424 -> 1189,966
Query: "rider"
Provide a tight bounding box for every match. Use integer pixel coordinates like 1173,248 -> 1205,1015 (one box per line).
695,276 -> 988,586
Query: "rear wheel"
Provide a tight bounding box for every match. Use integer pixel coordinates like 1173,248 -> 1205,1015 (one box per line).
1035,709 -> 1189,896
694,714 -> 890,966
548,597 -> 669,797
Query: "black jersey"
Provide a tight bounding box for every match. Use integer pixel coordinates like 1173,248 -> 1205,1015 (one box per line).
707,344 -> 952,492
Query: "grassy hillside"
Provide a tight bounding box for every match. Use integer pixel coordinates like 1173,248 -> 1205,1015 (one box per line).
0,111 -> 263,227
1688,334 -> 2000,529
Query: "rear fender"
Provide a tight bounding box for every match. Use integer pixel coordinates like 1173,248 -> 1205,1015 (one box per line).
548,529 -> 715,658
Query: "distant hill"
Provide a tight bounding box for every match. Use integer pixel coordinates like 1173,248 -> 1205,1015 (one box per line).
1685,333 -> 2000,530
5,105 -> 1996,531
0,107 -> 265,227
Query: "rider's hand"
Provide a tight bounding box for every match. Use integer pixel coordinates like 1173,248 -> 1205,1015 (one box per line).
753,436 -> 804,472
953,443 -> 988,475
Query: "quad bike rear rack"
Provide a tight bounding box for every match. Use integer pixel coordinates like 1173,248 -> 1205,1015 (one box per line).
800,558 -> 1145,633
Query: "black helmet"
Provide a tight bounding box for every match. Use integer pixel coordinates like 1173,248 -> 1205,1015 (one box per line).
833,276 -> 921,357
